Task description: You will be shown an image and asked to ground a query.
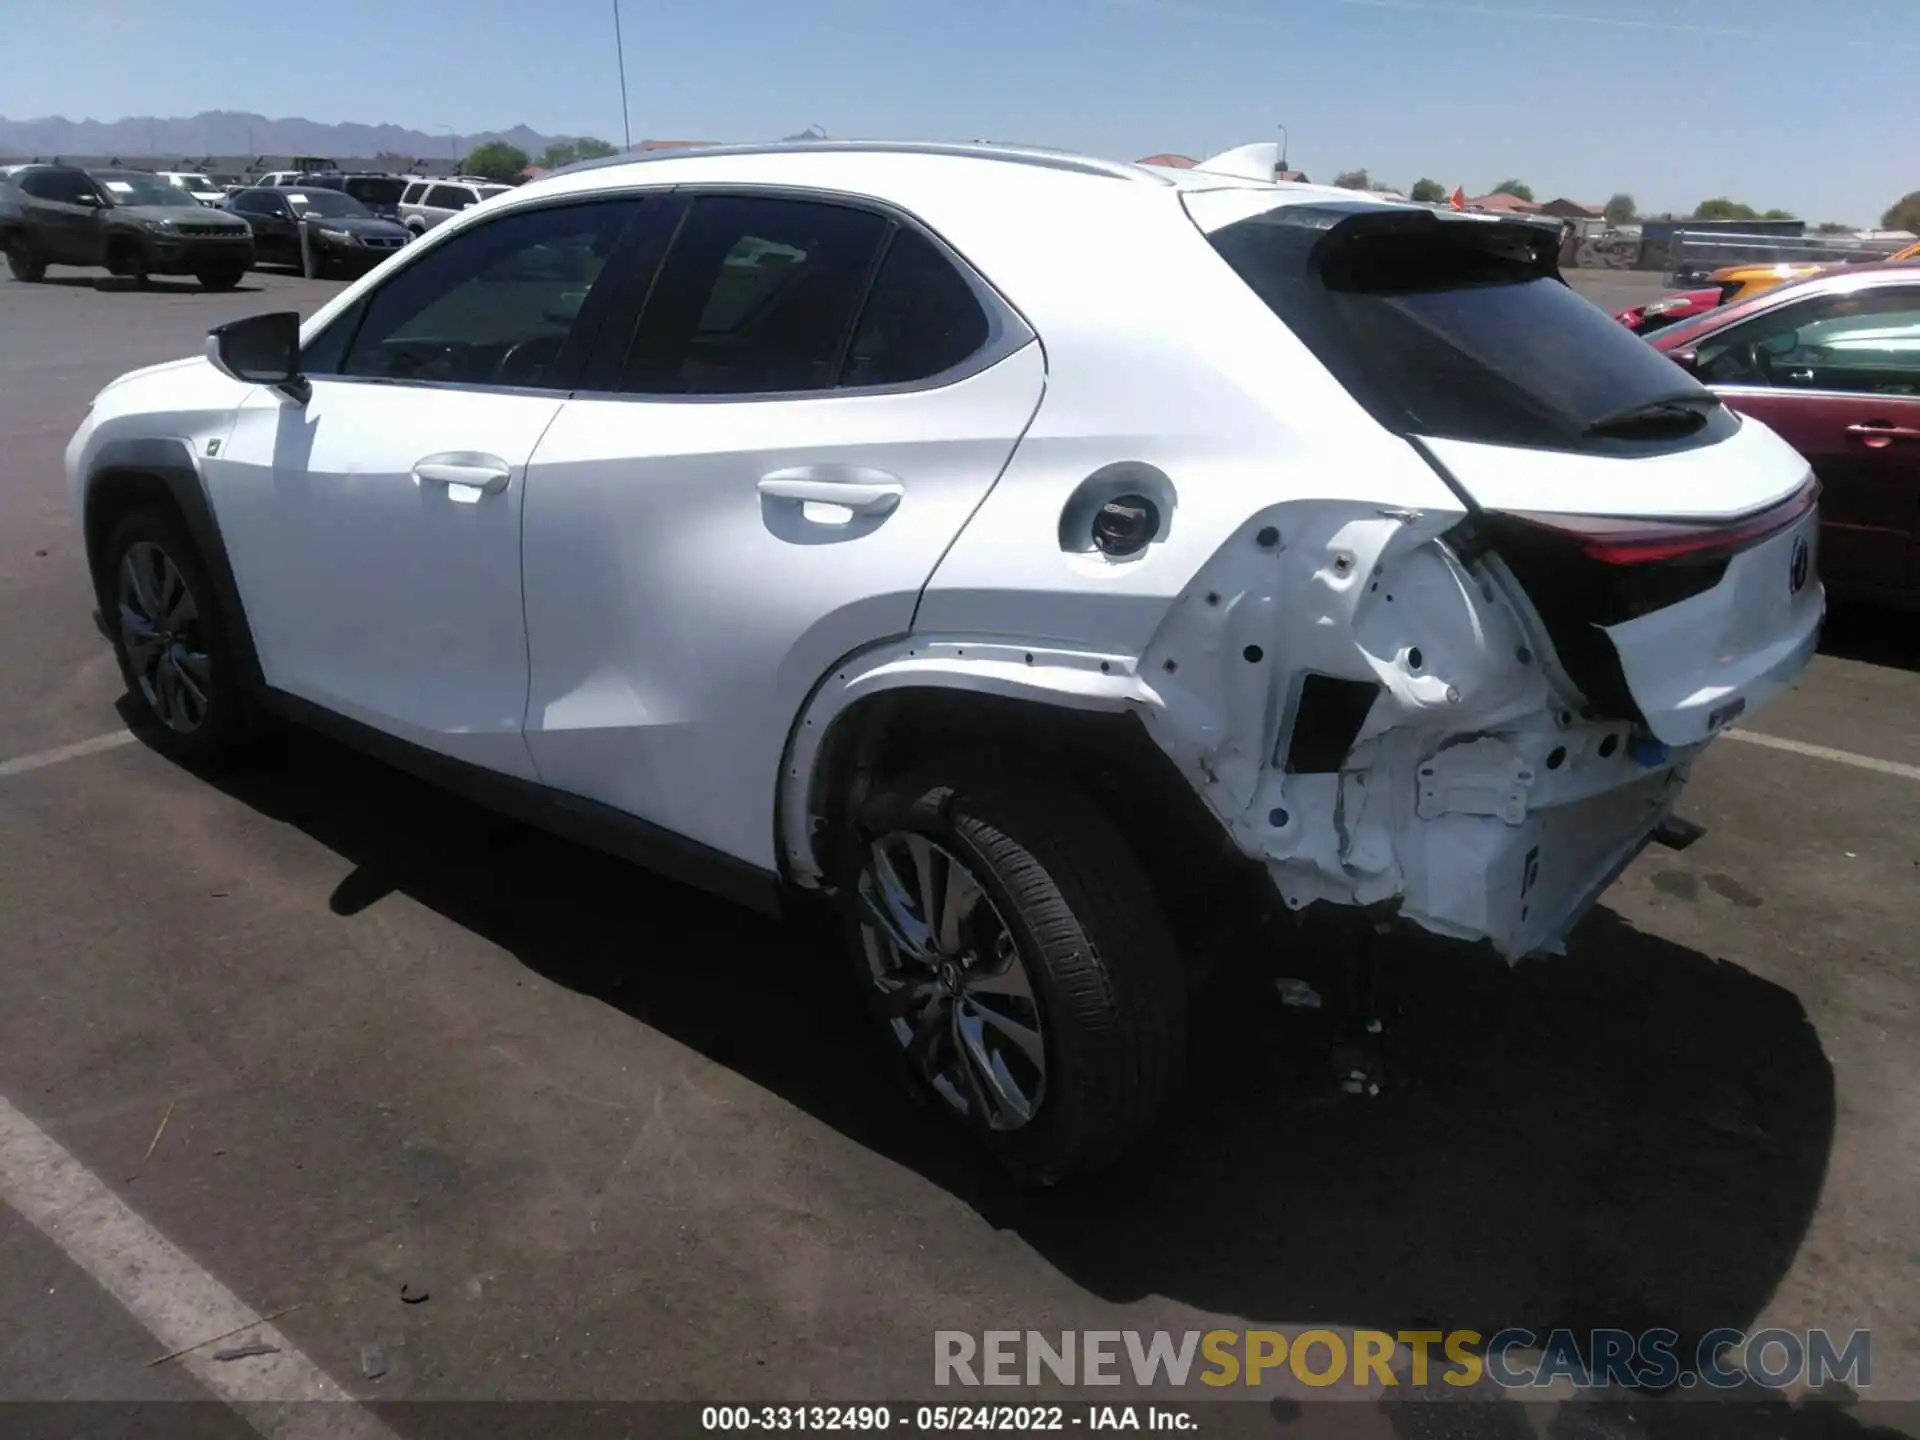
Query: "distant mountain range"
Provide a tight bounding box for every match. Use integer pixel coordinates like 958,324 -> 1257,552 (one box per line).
0,111 -> 577,160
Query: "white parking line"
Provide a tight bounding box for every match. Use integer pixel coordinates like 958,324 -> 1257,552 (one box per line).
0,729 -> 137,780
1724,728 -> 1920,782
0,1093 -> 396,1435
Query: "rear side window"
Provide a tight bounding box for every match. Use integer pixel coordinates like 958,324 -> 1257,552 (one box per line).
620,195 -> 889,395
426,185 -> 473,210
402,182 -> 427,204
841,228 -> 991,387
1206,203 -> 1733,452
345,177 -> 405,205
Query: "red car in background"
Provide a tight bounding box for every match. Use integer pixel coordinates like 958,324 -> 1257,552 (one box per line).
1616,286 -> 1723,334
1648,261 -> 1920,608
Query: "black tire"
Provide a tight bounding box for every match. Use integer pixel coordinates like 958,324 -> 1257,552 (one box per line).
6,241 -> 46,282
106,237 -> 149,285
101,507 -> 250,767
838,761 -> 1187,1185
196,264 -> 245,291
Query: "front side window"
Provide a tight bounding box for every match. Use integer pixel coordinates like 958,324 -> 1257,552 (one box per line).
20,170 -> 90,203
402,182 -> 427,204
232,191 -> 284,218
285,190 -> 371,219
1696,289 -> 1920,395
328,199 -> 641,389
620,194 -> 889,395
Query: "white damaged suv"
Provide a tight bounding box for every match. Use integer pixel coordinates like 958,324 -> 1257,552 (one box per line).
67,141 -> 1822,1181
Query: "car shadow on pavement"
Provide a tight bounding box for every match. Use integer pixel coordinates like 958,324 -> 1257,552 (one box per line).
28,274 -> 265,294
198,727 -> 1838,1403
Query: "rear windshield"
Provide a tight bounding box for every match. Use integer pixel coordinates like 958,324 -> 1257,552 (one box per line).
343,177 -> 405,204
1205,203 -> 1731,452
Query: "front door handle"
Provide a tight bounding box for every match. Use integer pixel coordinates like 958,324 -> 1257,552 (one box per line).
758,465 -> 904,517
1844,422 -> 1920,449
413,453 -> 512,495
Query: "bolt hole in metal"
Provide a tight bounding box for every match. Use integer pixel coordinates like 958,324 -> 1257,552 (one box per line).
1255,526 -> 1280,549
1547,746 -> 1568,770
1204,592 -> 1221,607
117,542 -> 209,733
853,833 -> 1047,1132
1406,647 -> 1424,672
1268,807 -> 1290,827
1598,733 -> 1620,758
1243,644 -> 1264,663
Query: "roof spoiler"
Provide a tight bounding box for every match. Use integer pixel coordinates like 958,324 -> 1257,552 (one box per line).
1272,204 -> 1564,288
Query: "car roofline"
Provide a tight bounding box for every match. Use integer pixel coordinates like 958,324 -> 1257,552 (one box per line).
545,139 -> 1169,185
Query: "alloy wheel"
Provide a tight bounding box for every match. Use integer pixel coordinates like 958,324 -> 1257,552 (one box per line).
854,832 -> 1047,1131
117,541 -> 211,733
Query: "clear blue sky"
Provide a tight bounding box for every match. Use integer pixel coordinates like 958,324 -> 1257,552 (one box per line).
2,0 -> 1914,225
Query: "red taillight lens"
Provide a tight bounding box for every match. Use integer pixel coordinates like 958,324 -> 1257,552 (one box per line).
1496,476 -> 1818,566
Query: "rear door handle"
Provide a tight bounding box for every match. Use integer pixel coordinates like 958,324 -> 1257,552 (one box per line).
1843,422 -> 1920,449
758,465 -> 904,517
413,453 -> 512,495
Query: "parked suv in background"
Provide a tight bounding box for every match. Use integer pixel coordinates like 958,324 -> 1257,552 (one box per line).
1,165 -> 254,287
290,172 -> 409,221
398,177 -> 512,233
158,172 -> 225,207
65,141 -> 1820,1181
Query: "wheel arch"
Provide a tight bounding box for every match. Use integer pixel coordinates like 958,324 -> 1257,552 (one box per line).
83,437 -> 264,695
779,639 -> 1264,936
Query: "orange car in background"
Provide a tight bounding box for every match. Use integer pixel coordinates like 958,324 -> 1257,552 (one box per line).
1707,241 -> 1920,304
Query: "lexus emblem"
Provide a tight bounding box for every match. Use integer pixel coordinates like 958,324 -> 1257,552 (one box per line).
1788,536 -> 1810,595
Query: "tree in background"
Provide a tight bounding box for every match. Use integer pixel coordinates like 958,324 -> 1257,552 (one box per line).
1762,208 -> 1797,221
463,141 -> 531,183
1491,178 -> 1534,201
1812,221 -> 1854,235
1882,191 -> 1920,234
1692,197 -> 1759,221
1332,168 -> 1373,191
1603,192 -> 1637,225
1409,178 -> 1446,203
537,137 -> 619,169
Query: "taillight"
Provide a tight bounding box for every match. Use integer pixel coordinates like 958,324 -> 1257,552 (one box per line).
1494,477 -> 1818,566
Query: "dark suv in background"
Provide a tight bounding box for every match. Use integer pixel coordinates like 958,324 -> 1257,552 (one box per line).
0,165 -> 254,288
287,171 -> 409,221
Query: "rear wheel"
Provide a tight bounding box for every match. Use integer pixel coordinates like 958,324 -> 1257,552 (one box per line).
838,762 -> 1187,1185
5,241 -> 45,282
196,264 -> 245,291
102,508 -> 249,766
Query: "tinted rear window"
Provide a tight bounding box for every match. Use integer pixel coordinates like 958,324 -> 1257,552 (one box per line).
344,177 -> 405,204
1206,203 -> 1731,452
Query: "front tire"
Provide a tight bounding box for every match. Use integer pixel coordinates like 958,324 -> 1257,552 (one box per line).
6,242 -> 46,282
839,762 -> 1187,1184
197,264 -> 245,291
102,508 -> 248,766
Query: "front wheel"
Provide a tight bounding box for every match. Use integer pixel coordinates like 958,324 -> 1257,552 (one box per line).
839,763 -> 1187,1184
197,264 -> 245,291
6,242 -> 46,282
102,508 -> 250,766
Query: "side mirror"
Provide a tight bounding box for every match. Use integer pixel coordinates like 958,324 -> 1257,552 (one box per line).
75,193 -> 103,208
1668,348 -> 1701,375
206,312 -> 310,402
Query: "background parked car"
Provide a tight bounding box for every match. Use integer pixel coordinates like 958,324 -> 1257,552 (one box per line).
289,171 -> 409,222
157,171 -> 225,207
1616,286 -> 1723,334
397,177 -> 511,234
0,164 -> 253,288
1651,262 -> 1920,609
254,171 -> 307,189
227,186 -> 408,276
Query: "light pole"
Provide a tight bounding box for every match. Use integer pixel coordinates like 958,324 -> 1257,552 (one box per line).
436,124 -> 457,173
1276,123 -> 1289,174
613,0 -> 633,150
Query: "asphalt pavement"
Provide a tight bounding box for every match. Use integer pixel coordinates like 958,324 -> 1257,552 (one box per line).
0,264 -> 1915,1439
